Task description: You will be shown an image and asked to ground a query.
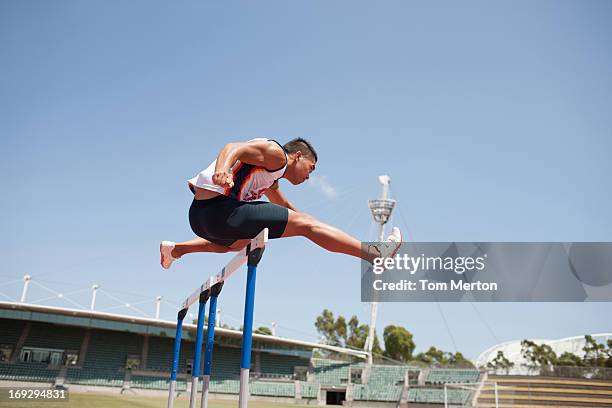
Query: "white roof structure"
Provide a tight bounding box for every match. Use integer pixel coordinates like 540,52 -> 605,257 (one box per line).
476,333 -> 612,368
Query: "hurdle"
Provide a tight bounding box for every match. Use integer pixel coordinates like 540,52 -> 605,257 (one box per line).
167,228 -> 268,408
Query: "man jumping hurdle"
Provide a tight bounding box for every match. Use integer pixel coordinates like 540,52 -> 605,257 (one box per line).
160,138 -> 401,269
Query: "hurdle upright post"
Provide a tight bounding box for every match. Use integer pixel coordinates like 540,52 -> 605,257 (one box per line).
168,308 -> 188,408
189,289 -> 210,408
238,242 -> 266,408
200,281 -> 223,408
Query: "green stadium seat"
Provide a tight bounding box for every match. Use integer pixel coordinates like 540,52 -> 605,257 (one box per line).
426,368 -> 480,384
310,358 -> 350,385
250,381 -> 295,397
0,362 -> 60,383
298,381 -> 319,399
408,387 -> 471,404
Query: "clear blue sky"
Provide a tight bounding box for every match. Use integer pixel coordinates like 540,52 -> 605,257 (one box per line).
1,0 -> 611,360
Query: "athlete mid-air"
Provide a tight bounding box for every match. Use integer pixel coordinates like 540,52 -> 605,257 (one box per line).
160,138 -> 401,268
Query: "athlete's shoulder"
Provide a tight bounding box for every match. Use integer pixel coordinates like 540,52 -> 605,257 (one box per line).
244,138 -> 286,171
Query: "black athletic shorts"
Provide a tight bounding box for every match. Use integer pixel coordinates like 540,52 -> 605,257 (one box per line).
188,195 -> 289,246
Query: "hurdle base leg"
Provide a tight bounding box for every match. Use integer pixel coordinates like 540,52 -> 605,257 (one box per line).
167,380 -> 176,408
200,375 -> 210,408
238,368 -> 250,408
189,377 -> 199,408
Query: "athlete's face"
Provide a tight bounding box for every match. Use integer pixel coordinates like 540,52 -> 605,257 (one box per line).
288,153 -> 316,185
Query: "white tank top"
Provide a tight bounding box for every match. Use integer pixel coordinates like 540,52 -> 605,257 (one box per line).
187,138 -> 288,202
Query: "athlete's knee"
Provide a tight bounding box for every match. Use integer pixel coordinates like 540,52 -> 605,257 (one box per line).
292,212 -> 320,236
228,239 -> 249,252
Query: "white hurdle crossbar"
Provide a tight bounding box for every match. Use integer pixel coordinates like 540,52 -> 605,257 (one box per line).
167,228 -> 268,408
180,228 -> 268,311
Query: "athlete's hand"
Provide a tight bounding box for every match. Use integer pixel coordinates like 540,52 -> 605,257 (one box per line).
212,171 -> 234,188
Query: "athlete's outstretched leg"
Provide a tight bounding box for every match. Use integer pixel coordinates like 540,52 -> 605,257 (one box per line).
281,210 -> 400,262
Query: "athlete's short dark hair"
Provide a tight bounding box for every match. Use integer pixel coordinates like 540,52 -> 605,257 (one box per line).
283,138 -> 318,162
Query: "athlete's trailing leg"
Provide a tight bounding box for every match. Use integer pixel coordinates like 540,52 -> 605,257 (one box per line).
160,238 -> 250,269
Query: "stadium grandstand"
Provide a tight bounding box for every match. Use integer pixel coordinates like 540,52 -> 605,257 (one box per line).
1,269 -> 612,408
2,299 -> 612,407
1,278 -> 611,407
0,300 -> 494,407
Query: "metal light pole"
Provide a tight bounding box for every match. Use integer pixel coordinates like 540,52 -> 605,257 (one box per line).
365,175 -> 396,366
90,285 -> 100,310
155,296 -> 162,319
20,275 -> 32,303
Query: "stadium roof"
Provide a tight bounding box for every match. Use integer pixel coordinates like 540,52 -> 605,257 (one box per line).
476,333 -> 612,367
0,301 -> 367,359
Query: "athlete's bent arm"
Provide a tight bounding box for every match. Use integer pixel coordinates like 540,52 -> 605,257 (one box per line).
213,140 -> 286,187
264,181 -> 298,212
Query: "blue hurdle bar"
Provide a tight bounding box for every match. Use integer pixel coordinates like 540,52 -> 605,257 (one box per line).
200,282 -> 223,408
168,308 -> 187,408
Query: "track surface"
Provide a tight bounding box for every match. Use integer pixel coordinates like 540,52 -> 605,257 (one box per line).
0,393 -> 301,408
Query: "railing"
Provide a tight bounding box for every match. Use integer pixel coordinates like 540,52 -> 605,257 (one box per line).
250,372 -> 296,382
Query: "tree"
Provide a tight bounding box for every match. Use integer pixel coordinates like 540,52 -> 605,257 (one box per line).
346,316 -> 369,349
415,346 -> 448,366
192,316 -> 209,325
583,335 -> 606,367
372,332 -> 383,356
521,340 -> 557,375
335,316 -> 348,345
382,325 -> 415,362
486,351 -> 514,373
254,326 -> 272,336
315,309 -> 342,346
448,351 -> 475,368
315,310 -> 380,353
348,317 -> 382,356
556,352 -> 582,367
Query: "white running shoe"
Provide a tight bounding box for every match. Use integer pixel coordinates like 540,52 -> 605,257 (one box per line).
160,241 -> 179,269
374,226 -> 403,259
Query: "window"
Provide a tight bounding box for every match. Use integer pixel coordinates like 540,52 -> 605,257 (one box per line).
0,346 -> 13,362
50,352 -> 62,366
350,368 -> 363,384
125,355 -> 141,370
64,353 -> 78,366
19,347 -> 64,366
294,366 -> 308,381
32,349 -> 48,363
20,349 -> 31,362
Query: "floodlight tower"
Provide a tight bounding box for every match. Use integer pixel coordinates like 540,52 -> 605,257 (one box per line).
365,175 -> 396,366
90,285 -> 100,310
20,275 -> 32,303
155,296 -> 162,319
